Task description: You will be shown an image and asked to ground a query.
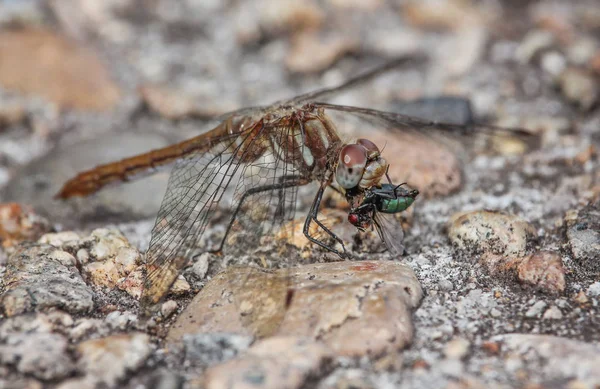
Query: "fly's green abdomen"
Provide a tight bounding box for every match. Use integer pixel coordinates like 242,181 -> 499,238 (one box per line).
379,195 -> 415,214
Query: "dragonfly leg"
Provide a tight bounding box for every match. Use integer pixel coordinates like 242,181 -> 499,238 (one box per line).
206,175 -> 308,255
303,181 -> 349,258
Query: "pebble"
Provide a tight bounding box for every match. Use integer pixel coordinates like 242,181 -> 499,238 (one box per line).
525,301 -> 548,318
286,32 -> 358,73
161,300 -> 178,318
0,333 -> 75,380
587,282 -> 600,297
38,231 -> 80,247
516,30 -> 554,63
540,51 -> 566,77
77,333 -> 152,388
493,334 -> 600,384
542,306 -> 563,320
438,279 -> 454,292
1,244 -> 94,316
0,28 -> 120,111
183,333 -> 253,367
574,291 -> 589,305
105,310 -> 137,330
439,358 -> 465,378
448,210 -> 536,256
189,253 -> 210,281
558,67 -> 598,110
0,203 -> 51,248
517,251 -> 566,294
444,338 -> 470,359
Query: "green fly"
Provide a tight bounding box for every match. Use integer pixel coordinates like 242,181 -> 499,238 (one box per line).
347,183 -> 419,255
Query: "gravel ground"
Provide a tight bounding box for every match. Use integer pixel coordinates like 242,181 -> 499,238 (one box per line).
0,1 -> 599,388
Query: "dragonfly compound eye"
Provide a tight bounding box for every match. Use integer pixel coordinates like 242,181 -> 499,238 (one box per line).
336,144 -> 367,189
356,138 -> 380,159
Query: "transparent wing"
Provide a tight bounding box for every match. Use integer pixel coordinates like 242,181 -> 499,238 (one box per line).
140,116 -> 305,317
314,103 -> 539,148
373,212 -> 405,257
289,55 -> 428,105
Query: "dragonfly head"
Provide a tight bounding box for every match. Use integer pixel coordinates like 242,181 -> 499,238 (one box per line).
335,138 -> 388,191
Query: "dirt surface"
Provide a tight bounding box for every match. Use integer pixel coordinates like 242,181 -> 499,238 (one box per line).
0,0 -> 599,388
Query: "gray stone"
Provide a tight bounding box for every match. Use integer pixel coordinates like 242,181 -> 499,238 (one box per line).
558,67 -> 598,110
525,301 -> 548,318
568,228 -> 600,267
587,282 -> 600,297
494,334 -> 600,386
0,132 -> 171,226
183,333 -> 253,367
104,310 -> 137,330
1,244 -> 94,316
0,333 -> 75,380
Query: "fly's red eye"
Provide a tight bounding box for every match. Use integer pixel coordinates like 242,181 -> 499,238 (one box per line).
336,144 -> 367,189
357,139 -> 380,159
348,213 -> 359,225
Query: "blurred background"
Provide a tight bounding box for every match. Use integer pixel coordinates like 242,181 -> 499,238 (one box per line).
0,0 -> 597,225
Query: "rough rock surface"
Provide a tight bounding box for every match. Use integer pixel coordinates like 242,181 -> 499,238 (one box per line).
1,244 -> 94,316
168,260 -> 422,357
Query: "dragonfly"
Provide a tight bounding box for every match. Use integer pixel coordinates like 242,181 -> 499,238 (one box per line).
56,55 -> 534,316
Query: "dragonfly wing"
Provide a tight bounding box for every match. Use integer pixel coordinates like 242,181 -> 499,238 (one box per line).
373,212 -> 405,257
140,120 -> 304,318
289,55 -> 427,105
313,103 -> 538,148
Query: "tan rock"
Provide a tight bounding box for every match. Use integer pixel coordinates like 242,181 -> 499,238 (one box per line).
448,210 -> 536,256
168,260 -> 422,357
286,32 -> 358,73
0,29 -> 120,111
76,333 -> 152,387
0,203 -> 51,248
368,131 -> 462,198
517,251 -> 565,294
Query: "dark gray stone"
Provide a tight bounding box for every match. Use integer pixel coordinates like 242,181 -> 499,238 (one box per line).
1,244 -> 94,316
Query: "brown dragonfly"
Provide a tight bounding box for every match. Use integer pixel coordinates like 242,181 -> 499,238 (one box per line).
56,55 -> 533,316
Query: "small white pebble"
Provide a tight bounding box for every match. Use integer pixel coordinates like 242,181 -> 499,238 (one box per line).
161,300 -> 178,318
587,282 -> 600,297
444,338 -> 470,359
542,306 -> 563,320
438,279 -> 453,292
525,301 -> 547,318
77,249 -> 90,264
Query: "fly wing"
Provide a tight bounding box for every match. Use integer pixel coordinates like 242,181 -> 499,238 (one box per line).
373,212 -> 405,257
140,116 -> 304,320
